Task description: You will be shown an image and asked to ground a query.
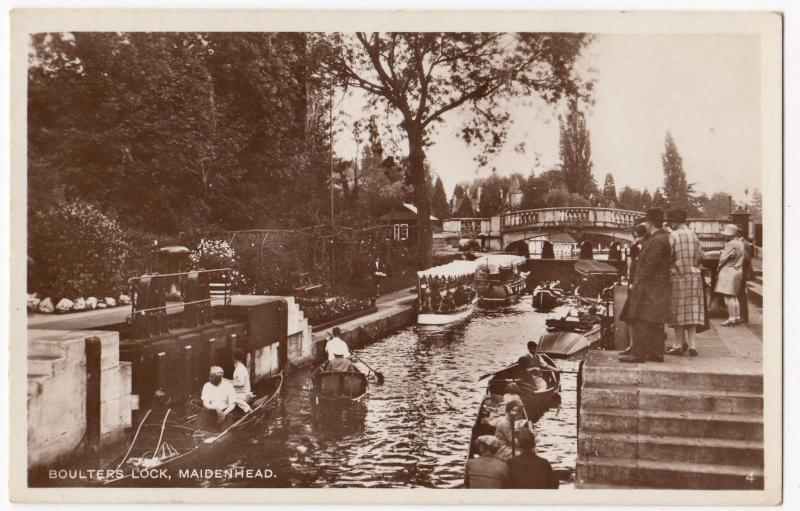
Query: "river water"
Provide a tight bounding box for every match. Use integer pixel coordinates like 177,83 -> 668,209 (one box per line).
217,300 -> 581,489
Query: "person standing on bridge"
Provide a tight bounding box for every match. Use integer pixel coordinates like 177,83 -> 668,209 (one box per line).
666,208 -> 705,357
620,209 -> 671,363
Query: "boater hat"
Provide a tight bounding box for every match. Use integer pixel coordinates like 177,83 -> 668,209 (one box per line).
723,224 -> 740,236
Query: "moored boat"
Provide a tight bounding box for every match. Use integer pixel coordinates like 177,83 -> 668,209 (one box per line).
474,254 -> 528,306
538,306 -> 613,357
97,373 -> 284,485
531,283 -> 566,310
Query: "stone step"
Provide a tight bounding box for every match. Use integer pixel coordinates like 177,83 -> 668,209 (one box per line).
28,340 -> 66,359
583,365 -> 762,394
578,432 -> 763,468
581,385 -> 763,414
577,456 -> 764,490
27,355 -> 66,378
580,407 -> 763,440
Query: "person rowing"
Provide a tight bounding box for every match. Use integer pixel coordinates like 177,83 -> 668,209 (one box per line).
325,342 -> 360,373
526,341 -> 559,374
325,327 -> 351,361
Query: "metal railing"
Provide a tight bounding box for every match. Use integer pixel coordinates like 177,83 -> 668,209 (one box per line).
128,268 -> 232,339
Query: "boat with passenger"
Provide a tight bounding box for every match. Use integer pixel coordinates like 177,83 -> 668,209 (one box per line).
96,372 -> 284,485
473,254 -> 529,306
464,355 -> 560,484
538,302 -> 613,357
416,260 -> 478,325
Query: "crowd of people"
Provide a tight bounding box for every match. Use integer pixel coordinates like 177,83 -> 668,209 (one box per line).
619,207 -> 753,363
418,275 -> 476,313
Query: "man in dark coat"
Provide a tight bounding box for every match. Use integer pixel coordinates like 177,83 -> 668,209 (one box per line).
620,208 -> 672,363
506,428 -> 559,489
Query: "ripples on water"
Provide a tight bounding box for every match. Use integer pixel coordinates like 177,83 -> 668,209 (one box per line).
212,300 -> 582,489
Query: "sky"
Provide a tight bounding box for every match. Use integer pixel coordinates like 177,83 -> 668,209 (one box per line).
333,33 -> 762,203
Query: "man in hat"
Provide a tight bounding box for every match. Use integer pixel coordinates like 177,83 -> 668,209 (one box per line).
465,435 -> 510,488
325,327 -> 351,361
620,208 -> 672,363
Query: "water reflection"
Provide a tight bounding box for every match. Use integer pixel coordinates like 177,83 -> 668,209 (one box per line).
214,299 -> 580,489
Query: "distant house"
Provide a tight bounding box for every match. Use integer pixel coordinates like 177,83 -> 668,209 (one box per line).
379,203 -> 440,245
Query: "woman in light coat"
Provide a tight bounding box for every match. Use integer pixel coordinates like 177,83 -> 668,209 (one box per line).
715,224 -> 745,326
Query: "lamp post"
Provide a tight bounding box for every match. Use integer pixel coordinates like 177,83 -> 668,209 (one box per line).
329,78 -> 335,290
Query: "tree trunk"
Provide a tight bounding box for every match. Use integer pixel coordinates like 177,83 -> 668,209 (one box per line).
407,123 -> 434,270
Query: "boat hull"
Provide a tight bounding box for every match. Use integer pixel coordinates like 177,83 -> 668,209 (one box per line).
99,373 -> 284,485
477,277 -> 527,306
532,289 -> 564,310
311,370 -> 369,403
417,300 -> 475,325
538,325 -> 602,357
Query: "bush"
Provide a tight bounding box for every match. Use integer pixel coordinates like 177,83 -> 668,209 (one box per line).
28,202 -> 131,299
189,239 -> 248,292
297,296 -> 373,326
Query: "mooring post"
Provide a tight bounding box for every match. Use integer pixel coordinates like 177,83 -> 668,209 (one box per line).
85,336 -> 102,451
183,345 -> 193,400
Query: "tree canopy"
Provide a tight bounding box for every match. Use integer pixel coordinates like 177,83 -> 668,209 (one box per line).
321,32 -> 592,268
559,99 -> 596,198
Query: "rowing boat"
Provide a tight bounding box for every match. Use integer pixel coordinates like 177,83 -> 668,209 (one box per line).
538,312 -> 612,357
464,356 -> 560,485
98,373 -> 283,485
311,369 -> 369,404
531,285 -> 565,310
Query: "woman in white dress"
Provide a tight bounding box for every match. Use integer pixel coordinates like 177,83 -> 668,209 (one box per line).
715,224 -> 746,326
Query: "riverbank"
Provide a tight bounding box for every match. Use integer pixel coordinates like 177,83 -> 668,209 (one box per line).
310,287 -> 417,362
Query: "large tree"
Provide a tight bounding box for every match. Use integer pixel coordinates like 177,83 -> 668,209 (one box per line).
662,132 -> 693,211
602,173 -> 617,207
703,192 -> 736,218
322,33 -> 592,268
431,176 -> 450,220
559,99 -> 596,198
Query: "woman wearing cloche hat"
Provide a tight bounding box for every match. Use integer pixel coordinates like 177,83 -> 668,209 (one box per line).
715,223 -> 745,326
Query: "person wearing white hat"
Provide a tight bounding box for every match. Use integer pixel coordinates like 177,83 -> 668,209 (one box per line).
715,224 -> 745,326
201,365 -> 238,423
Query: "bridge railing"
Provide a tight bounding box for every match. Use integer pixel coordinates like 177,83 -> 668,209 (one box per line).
501,207 -> 642,230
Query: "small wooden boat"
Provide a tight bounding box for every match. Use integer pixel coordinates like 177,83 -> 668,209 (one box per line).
531,285 -> 565,310
538,308 -> 613,357
464,356 -> 560,485
98,373 -> 284,485
311,368 -> 369,404
483,354 -> 561,422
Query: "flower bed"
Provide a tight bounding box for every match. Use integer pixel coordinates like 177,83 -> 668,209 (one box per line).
297,296 -> 374,327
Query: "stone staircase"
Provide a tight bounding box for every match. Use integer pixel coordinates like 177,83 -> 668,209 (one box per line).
577,356 -> 764,489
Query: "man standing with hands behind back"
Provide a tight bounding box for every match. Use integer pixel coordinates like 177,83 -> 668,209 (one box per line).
620,208 -> 672,363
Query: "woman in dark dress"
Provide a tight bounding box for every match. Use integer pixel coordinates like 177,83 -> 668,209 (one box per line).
619,223 -> 649,355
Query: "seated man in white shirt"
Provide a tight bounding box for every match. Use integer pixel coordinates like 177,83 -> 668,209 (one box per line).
325,327 -> 351,361
201,366 -> 238,425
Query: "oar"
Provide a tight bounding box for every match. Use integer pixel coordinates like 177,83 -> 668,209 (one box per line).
351,353 -> 384,384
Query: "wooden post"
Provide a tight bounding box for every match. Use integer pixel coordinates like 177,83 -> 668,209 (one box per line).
85,337 -> 102,451
155,351 -> 167,395
183,345 -> 193,400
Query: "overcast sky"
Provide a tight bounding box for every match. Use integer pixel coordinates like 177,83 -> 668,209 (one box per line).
333,33 -> 761,203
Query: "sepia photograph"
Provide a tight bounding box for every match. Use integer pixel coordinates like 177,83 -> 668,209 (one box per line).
9,8 -> 783,505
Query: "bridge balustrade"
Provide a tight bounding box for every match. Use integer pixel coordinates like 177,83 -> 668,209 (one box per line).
502,207 -> 641,231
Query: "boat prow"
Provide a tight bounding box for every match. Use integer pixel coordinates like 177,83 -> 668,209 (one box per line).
311,369 -> 369,404
538,322 -> 602,357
